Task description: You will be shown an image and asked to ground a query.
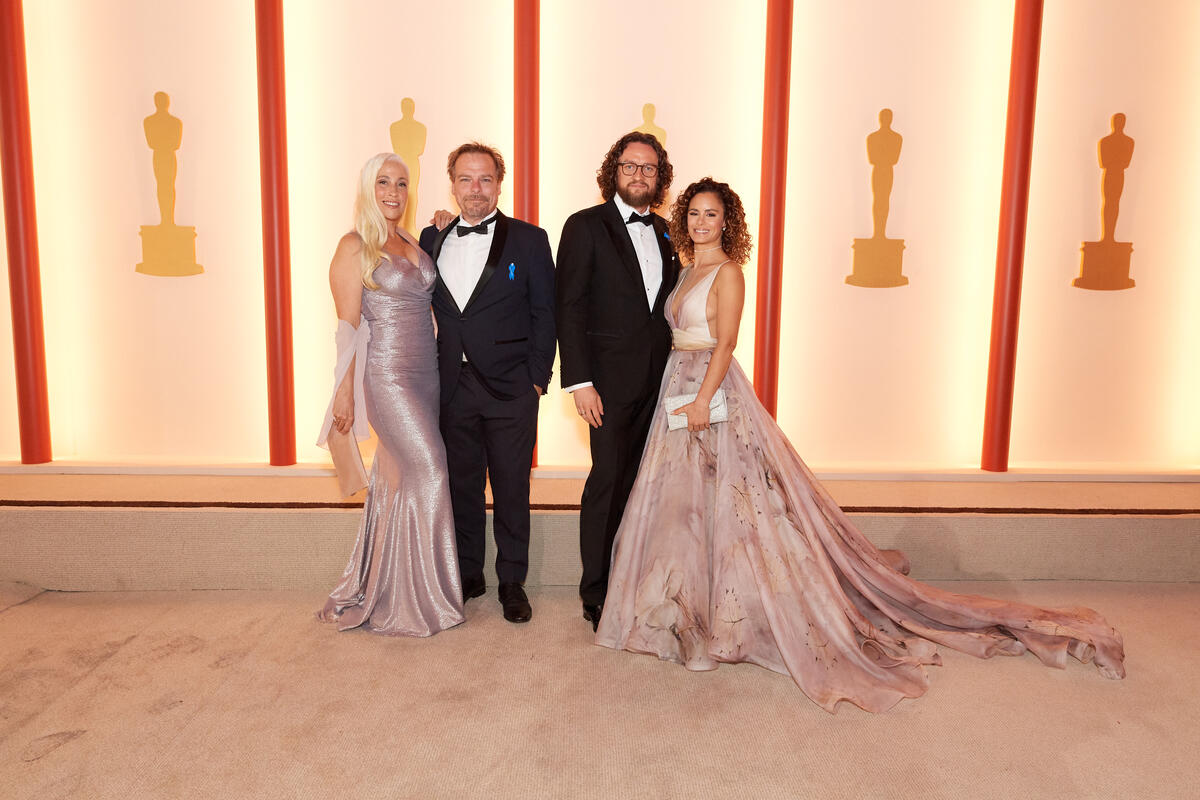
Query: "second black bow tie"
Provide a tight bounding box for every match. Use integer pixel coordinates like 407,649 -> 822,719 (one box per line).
457,217 -> 497,237
626,212 -> 654,227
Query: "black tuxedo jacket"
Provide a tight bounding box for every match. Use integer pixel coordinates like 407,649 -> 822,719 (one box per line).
420,212 -> 556,403
555,200 -> 679,403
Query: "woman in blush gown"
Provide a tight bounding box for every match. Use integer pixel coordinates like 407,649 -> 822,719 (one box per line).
595,177 -> 1125,712
316,153 -> 464,636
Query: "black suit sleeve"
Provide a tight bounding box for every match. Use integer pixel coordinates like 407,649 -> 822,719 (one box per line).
526,227 -> 557,392
418,225 -> 436,255
555,212 -> 595,389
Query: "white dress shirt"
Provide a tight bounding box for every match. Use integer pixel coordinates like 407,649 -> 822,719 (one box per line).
566,198 -> 664,395
611,193 -> 663,311
438,212 -> 498,313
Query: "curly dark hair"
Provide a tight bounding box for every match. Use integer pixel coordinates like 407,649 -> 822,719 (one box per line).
446,141 -> 506,182
595,132 -> 673,209
668,177 -> 753,265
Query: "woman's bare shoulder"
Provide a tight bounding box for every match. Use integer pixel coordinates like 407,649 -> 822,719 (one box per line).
334,231 -> 363,257
715,260 -> 745,288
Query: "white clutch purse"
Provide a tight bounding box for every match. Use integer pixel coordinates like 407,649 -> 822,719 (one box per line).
663,388 -> 728,431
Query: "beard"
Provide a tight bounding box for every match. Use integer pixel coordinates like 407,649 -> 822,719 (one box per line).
616,181 -> 654,209
458,195 -> 495,221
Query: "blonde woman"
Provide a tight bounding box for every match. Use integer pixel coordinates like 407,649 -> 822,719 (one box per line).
316,153 -> 464,636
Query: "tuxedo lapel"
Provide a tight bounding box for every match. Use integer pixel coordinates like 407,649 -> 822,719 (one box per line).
651,215 -> 677,315
464,211 -> 508,312
431,217 -> 461,314
600,201 -> 648,294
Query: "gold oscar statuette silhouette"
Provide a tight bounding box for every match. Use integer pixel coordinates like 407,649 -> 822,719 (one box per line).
1074,113 -> 1135,290
633,102 -> 667,146
390,97 -> 426,235
847,108 -> 907,288
137,92 -> 202,277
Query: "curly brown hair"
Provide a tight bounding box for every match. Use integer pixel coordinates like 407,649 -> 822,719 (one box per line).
595,132 -> 673,209
668,177 -> 753,265
446,141 -> 506,182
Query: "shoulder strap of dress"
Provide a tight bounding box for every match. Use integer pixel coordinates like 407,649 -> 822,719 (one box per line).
700,260 -> 732,287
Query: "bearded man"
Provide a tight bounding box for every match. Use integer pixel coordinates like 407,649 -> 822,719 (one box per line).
555,132 -> 679,631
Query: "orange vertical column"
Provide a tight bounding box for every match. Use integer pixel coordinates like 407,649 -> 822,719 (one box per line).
515,0 -> 539,466
514,0 -> 538,225
752,0 -> 793,418
0,0 -> 51,463
255,0 -> 296,465
981,0 -> 1044,472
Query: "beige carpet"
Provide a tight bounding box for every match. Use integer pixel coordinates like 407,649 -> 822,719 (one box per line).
1,582 -> 1197,799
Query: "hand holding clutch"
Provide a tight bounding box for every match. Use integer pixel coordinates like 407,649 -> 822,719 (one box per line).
663,388 -> 728,431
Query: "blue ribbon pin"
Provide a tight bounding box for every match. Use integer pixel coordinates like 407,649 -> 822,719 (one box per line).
508,263 -> 516,280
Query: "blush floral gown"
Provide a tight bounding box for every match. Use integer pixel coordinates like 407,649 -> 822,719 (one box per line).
318,252 -> 465,636
595,266 -> 1125,713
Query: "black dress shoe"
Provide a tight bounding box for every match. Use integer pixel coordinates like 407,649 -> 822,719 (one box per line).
582,603 -> 603,632
498,582 -> 532,623
461,574 -> 486,602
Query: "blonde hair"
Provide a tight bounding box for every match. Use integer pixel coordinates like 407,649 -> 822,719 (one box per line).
354,153 -> 407,289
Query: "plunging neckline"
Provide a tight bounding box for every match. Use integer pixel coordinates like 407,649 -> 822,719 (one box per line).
382,229 -> 423,267
383,245 -> 420,267
670,260 -> 730,324
374,248 -> 435,290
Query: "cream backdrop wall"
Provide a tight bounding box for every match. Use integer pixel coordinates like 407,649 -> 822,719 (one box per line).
3,1 -> 1198,471
539,0 -> 768,468
285,0 -> 515,465
1011,0 -> 1200,469
22,0 -> 267,462
777,0 -> 1011,468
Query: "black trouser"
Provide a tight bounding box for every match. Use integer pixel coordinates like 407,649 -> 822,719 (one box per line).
577,385 -> 659,607
441,365 -> 538,585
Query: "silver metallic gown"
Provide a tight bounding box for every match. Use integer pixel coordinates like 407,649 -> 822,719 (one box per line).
319,252 -> 465,636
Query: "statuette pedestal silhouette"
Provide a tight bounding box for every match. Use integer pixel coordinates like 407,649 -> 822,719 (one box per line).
137,225 -> 201,277
848,238 -> 907,287
1074,241 -> 1133,290
847,108 -> 907,288
138,91 -> 202,277
1075,113 -> 1134,291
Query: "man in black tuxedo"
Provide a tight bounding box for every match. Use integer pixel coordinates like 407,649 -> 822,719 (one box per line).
556,132 -> 678,630
419,142 -> 556,623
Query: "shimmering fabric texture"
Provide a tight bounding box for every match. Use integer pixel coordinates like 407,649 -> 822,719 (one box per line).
596,268 -> 1126,713
318,252 -> 465,636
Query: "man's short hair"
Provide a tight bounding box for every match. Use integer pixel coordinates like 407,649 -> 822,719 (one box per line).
446,141 -> 506,182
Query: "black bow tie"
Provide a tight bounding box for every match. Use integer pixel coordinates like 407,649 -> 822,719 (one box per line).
457,216 -> 497,237
626,212 -> 654,227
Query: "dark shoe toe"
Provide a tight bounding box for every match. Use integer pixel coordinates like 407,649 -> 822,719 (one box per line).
461,574 -> 486,602
498,582 -> 532,623
582,603 -> 603,632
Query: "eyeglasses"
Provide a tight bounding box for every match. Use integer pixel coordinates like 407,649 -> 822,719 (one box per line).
617,161 -> 659,177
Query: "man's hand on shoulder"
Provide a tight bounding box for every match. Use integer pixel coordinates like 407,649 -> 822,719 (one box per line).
430,209 -> 456,231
